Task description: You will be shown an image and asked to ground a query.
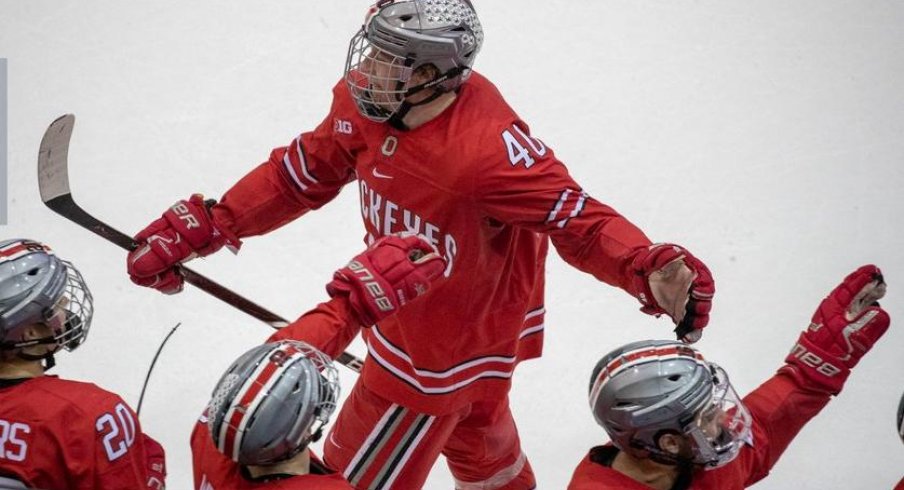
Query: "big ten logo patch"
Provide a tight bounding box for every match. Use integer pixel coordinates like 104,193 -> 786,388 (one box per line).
334,119 -> 353,135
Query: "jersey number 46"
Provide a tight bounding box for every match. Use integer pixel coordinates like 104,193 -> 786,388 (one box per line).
502,125 -> 547,169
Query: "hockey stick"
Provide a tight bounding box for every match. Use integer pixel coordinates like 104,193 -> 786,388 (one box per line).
137,322 -> 181,416
37,114 -> 364,373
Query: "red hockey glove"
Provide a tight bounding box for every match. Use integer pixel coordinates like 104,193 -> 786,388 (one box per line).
127,194 -> 241,294
631,243 -> 715,343
327,234 -> 446,326
782,265 -> 889,395
144,435 -> 167,489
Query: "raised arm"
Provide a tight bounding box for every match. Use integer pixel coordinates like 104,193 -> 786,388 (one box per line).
734,265 -> 889,485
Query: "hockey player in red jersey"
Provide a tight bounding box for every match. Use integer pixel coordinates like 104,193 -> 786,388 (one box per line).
192,235 -> 445,489
126,1 -> 715,487
0,239 -> 167,490
191,340 -> 351,489
569,265 -> 889,490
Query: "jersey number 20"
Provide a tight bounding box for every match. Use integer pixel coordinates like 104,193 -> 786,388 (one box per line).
96,403 -> 137,462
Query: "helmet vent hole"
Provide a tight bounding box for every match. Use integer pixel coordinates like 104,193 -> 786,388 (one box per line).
667,374 -> 681,382
399,15 -> 413,22
27,268 -> 40,276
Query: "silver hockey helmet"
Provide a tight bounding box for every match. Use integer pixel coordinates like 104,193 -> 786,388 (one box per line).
345,0 -> 484,123
588,339 -> 752,469
207,340 -> 340,466
0,239 -> 93,357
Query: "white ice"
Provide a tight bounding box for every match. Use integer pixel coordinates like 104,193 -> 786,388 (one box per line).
2,1 -> 903,488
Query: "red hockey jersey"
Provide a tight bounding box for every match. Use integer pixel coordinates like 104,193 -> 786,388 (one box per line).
213,72 -> 653,415
568,370 -> 833,489
190,414 -> 353,489
0,376 -> 161,489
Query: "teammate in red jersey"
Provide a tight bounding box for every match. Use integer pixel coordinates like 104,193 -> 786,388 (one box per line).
191,340 -> 351,490
0,238 -> 166,490
126,1 -> 715,487
192,235 -> 445,489
569,265 -> 890,490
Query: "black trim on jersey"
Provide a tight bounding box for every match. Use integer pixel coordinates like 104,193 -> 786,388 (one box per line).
519,327 -> 544,341
296,139 -> 320,183
371,359 -> 517,395
588,445 -> 693,490
0,378 -> 29,388
372,318 -> 542,375
546,189 -> 571,223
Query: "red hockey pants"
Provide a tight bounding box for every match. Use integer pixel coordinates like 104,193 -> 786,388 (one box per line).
323,380 -> 536,490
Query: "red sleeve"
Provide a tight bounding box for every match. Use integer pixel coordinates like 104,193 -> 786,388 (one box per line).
267,296 -> 362,360
476,119 -> 652,294
85,394 -> 155,489
212,87 -> 358,238
142,433 -> 166,489
732,369 -> 832,486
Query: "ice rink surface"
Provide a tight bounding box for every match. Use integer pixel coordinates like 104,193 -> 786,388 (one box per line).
2,1 -> 903,488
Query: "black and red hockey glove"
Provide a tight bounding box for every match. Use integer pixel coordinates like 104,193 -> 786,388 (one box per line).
127,194 -> 240,294
782,265 -> 889,395
631,243 -> 715,343
327,234 -> 446,326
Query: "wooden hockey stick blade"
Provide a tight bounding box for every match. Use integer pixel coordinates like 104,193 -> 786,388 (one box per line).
37,114 -> 364,373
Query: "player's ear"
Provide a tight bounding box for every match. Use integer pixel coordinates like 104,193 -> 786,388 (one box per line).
412,63 -> 440,85
23,322 -> 53,340
656,431 -> 684,456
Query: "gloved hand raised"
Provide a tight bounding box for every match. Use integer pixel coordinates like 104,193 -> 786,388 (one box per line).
783,264 -> 889,394
327,234 -> 447,326
631,243 -> 715,343
127,194 -> 240,294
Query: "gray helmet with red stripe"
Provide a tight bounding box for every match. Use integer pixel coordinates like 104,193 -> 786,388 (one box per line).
206,340 -> 340,466
0,239 -> 93,355
344,0 -> 484,122
588,339 -> 752,469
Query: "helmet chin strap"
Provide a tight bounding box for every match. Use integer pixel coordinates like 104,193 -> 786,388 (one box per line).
1,336 -> 60,371
387,66 -> 465,130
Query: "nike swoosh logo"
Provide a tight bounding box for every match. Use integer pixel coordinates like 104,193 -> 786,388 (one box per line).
372,167 -> 393,179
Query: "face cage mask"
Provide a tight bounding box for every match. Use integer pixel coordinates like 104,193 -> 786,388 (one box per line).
50,261 -> 94,352
299,359 -> 342,449
345,28 -> 415,123
5,261 -> 93,357
683,363 -> 752,469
